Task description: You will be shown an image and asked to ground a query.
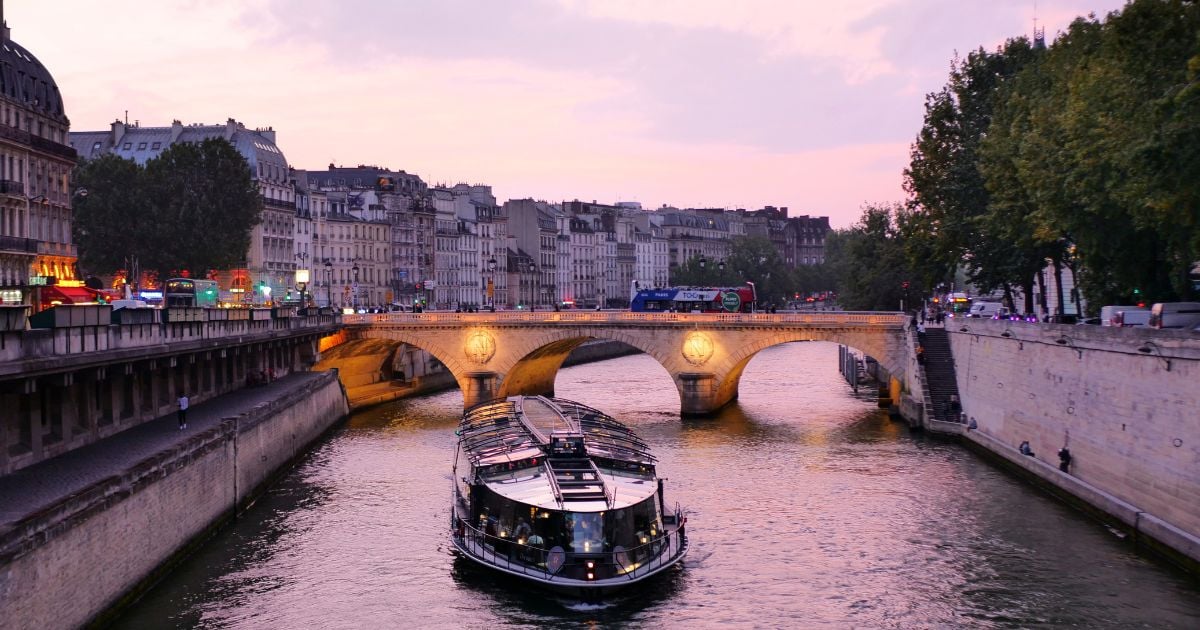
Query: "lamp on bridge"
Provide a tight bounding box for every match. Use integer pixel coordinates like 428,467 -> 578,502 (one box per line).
698,256 -> 707,270
352,263 -> 360,310
487,257 -> 497,311
295,268 -> 309,311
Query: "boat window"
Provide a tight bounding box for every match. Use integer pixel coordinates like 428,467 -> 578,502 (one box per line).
568,512 -> 605,553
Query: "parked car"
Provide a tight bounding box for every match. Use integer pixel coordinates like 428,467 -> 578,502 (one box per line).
1099,305 -> 1147,326
1148,302 -> 1200,329
1077,316 -> 1102,325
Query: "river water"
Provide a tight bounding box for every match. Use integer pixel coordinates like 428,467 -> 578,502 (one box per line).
115,342 -> 1200,629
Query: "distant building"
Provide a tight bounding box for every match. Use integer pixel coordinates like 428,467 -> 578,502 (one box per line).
0,16 -> 78,308
70,118 -> 293,300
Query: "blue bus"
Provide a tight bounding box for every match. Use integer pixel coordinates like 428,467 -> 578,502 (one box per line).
630,285 -> 755,313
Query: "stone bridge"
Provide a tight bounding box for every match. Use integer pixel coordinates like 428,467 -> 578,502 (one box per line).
320,311 -> 915,416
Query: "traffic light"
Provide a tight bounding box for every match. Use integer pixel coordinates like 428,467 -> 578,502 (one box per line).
1133,287 -> 1144,307
902,281 -> 910,289
415,282 -> 424,290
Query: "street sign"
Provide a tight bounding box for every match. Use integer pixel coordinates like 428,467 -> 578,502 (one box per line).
423,280 -> 437,289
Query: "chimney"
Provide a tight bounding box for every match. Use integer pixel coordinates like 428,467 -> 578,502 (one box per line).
224,118 -> 237,141
258,127 -> 276,144
170,119 -> 183,142
111,119 -> 126,146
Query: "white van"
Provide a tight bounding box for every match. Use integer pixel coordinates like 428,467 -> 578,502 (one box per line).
1100,305 -> 1147,326
967,301 -> 1003,318
1147,302 -> 1200,329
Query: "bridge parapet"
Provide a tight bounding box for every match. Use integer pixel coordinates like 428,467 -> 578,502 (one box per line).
0,312 -> 342,379
344,311 -> 907,328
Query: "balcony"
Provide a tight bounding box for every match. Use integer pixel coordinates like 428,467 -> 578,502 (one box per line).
0,124 -> 31,145
261,196 -> 295,210
30,136 -> 78,161
0,235 -> 37,254
0,179 -> 24,196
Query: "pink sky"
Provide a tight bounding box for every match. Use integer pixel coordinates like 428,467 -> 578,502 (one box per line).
13,0 -> 1127,227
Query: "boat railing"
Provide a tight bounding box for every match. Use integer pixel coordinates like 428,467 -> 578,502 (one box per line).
452,508 -> 688,582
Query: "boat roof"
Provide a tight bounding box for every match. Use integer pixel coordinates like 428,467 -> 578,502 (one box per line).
456,396 -> 658,511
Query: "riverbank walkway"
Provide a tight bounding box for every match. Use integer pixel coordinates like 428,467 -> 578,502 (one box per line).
0,372 -> 329,531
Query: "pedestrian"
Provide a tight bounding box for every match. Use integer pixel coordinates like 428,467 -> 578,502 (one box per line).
177,393 -> 189,430
1058,447 -> 1072,473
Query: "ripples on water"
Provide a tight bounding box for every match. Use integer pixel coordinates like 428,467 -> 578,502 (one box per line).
116,342 -> 1200,629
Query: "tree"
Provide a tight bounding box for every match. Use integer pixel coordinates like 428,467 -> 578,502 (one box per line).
72,155 -> 145,275
72,138 -> 261,282
903,38 -> 1041,296
141,138 -> 262,280
826,204 -> 917,311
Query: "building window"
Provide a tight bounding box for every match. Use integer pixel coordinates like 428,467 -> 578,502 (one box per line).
151,142 -> 161,150
91,141 -> 101,150
122,142 -> 132,150
136,142 -> 147,150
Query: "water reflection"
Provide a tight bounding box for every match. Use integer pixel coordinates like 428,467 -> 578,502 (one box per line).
114,342 -> 1200,629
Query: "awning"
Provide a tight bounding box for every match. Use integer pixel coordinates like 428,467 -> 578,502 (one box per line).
40,285 -> 99,306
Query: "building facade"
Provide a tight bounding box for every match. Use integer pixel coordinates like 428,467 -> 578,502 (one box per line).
0,18 -> 78,307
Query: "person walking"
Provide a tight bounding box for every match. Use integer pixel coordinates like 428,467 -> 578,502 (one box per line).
177,393 -> 189,430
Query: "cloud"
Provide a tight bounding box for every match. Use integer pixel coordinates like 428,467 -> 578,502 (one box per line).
10,0 -> 1131,226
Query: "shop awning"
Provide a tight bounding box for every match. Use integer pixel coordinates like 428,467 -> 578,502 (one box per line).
40,285 -> 99,306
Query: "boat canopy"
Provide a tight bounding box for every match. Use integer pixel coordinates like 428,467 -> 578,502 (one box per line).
456,396 -> 658,510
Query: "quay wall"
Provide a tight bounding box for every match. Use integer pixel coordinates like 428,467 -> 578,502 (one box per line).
945,320 -> 1200,567
0,371 -> 349,630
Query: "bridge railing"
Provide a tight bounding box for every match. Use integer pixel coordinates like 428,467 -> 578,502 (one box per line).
0,312 -> 342,377
343,310 -> 908,327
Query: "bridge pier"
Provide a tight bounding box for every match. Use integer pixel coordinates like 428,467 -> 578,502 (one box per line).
679,372 -> 730,417
462,371 -> 500,408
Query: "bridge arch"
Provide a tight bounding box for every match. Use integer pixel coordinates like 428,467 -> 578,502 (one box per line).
332,312 -> 913,416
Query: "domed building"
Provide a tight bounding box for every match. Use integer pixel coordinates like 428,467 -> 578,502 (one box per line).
0,15 -> 78,309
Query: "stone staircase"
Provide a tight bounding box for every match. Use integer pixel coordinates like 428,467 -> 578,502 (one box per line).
921,328 -> 962,422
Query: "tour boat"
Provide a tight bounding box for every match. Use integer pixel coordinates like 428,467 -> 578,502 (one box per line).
450,395 -> 688,596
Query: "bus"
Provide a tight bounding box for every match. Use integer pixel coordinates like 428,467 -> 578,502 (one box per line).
165,278 -> 219,308
947,292 -> 971,317
630,285 -> 756,313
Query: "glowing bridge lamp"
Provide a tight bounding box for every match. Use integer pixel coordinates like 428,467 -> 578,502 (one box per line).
681,331 -> 715,366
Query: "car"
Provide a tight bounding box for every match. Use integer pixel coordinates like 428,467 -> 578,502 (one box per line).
1076,316 -> 1102,325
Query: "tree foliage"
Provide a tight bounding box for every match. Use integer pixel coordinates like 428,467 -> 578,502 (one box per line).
826,204 -> 919,311
73,138 -> 262,280
902,0 -> 1200,309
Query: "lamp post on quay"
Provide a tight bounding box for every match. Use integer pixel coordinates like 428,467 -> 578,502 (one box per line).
324,259 -> 333,308
528,261 -> 537,309
295,268 -> 309,312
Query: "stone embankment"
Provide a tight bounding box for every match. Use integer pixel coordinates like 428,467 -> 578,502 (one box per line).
932,320 -> 1199,571
0,371 -> 349,630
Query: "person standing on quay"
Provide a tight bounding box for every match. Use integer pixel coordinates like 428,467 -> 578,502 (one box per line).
178,394 -> 189,430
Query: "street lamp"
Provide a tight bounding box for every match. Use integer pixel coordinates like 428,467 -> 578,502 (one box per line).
699,256 -> 707,270
528,261 -> 537,309
295,268 -> 309,311
324,259 -> 333,308
352,262 -> 360,310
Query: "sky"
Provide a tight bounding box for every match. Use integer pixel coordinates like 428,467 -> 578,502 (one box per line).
12,0 -> 1129,227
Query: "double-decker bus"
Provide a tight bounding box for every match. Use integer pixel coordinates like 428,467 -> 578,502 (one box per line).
630,285 -> 756,313
165,278 -> 219,308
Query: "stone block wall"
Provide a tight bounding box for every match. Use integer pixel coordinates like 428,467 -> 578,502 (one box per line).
948,320 -> 1200,555
0,372 -> 349,630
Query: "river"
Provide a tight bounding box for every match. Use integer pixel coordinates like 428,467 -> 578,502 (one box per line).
115,342 -> 1200,628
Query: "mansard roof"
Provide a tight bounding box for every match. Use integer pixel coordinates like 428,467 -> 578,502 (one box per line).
0,36 -> 67,124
